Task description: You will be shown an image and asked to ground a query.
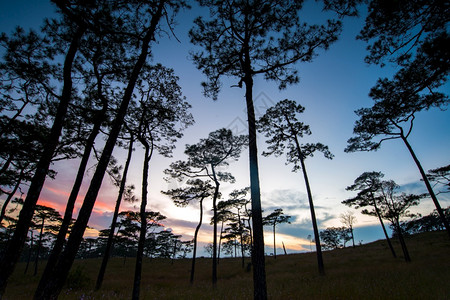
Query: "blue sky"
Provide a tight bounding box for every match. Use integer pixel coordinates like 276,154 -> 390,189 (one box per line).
1,1 -> 449,256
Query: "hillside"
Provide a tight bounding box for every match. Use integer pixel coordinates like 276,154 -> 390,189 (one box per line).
4,231 -> 449,299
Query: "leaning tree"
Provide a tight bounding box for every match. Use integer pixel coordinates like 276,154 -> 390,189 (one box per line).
189,1 -> 344,296
376,180 -> 425,262
345,74 -> 449,238
34,1 -> 189,299
343,171 -> 397,258
257,99 -> 333,275
165,128 -> 247,286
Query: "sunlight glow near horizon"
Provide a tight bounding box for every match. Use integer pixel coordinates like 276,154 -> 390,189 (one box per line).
0,1 -> 449,255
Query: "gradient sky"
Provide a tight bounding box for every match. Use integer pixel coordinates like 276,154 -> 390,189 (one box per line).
1,1 -> 449,256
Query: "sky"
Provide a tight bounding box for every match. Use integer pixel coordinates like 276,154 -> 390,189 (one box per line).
1,0 -> 449,256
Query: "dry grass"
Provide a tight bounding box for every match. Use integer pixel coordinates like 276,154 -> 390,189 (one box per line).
3,231 -> 450,299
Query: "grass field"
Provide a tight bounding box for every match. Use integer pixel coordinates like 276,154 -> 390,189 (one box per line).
3,231 -> 450,299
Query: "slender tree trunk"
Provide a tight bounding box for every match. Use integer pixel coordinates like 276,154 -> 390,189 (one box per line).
273,224 -> 276,259
96,135 -> 134,290
238,212 -> 245,268
34,219 -> 45,276
295,140 -> 325,276
394,219 -> 411,262
217,220 -> 224,264
190,197 -> 204,284
132,143 -> 151,300
0,172 -> 23,224
282,241 -> 287,255
24,231 -> 34,275
36,105 -> 106,296
400,134 -> 450,238
244,72 -> 267,300
34,4 -> 164,297
350,225 -> 355,248
372,195 -> 396,258
0,26 -> 85,297
211,165 -> 220,287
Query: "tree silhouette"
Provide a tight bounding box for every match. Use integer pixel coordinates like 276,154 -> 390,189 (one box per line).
345,75 -> 449,237
165,128 -> 247,286
262,208 -> 291,259
31,205 -> 61,276
426,164 -> 450,195
162,179 -> 215,284
125,63 -> 193,300
351,0 -> 450,238
0,6 -> 87,293
257,99 -> 333,275
340,211 -> 356,248
95,135 -> 137,290
343,171 -> 396,258
190,2 -> 342,297
35,1 -> 188,298
375,180 -> 424,262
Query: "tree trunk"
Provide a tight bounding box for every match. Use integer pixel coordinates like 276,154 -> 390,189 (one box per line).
294,136 -> 325,276
394,219 -> 411,262
34,218 -> 45,276
282,241 -> 287,255
211,165 -> 220,287
372,196 -> 397,258
190,197 -> 204,284
0,171 -> 23,224
96,134 -> 134,290
244,71 -> 267,300
34,4 -> 164,297
0,26 -> 85,297
273,224 -> 276,259
37,103 -> 106,296
217,220 -> 224,264
132,142 -> 151,300
350,225 -> 355,248
24,231 -> 34,275
400,134 -> 450,238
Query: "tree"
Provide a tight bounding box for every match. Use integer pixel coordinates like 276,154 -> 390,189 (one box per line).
345,75 -> 449,238
162,179 -> 215,284
426,164 -> 450,195
319,227 -> 349,250
376,180 -> 424,262
190,1 -> 343,297
165,128 -> 247,286
257,99 -> 333,275
31,205 -> 61,276
262,208 -> 291,259
343,171 -> 397,258
349,0 -> 450,238
0,4 -> 88,292
35,1 -> 188,299
95,133 -> 136,290
340,211 -> 356,248
125,63 -> 193,300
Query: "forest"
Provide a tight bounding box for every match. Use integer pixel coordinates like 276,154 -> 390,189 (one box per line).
0,0 -> 449,299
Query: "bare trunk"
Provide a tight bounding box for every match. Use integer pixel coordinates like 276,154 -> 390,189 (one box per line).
273,224 -> 276,259
96,135 -> 134,290
372,195 -> 397,258
0,26 -> 85,297
34,219 -> 45,276
401,134 -> 450,238
244,72 -> 267,299
211,165 -> 220,287
394,218 -> 411,262
132,143 -> 150,300
294,136 -> 325,276
190,197 -> 204,284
